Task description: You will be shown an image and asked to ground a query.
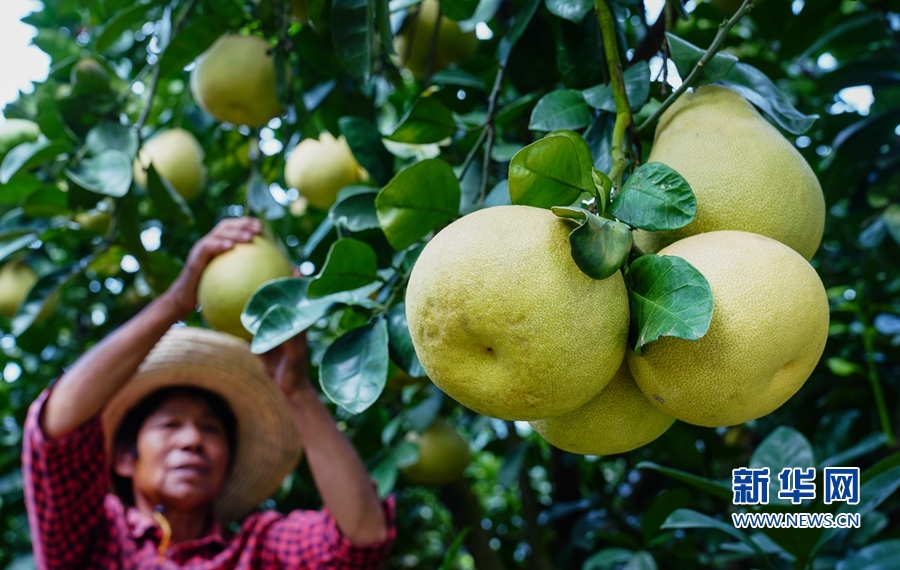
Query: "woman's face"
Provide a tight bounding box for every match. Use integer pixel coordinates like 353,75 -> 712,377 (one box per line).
121,394 -> 231,513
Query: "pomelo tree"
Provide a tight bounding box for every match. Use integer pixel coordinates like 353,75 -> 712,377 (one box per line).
2,0 -> 900,568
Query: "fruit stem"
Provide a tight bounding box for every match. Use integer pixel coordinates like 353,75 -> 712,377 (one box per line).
595,0 -> 632,190
858,309 -> 897,447
635,0 -> 753,136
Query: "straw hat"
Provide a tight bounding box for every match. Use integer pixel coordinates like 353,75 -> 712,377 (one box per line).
102,326 -> 303,523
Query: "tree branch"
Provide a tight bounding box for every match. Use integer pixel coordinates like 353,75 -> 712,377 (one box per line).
635,0 -> 753,135
595,0 -> 632,189
440,479 -> 507,570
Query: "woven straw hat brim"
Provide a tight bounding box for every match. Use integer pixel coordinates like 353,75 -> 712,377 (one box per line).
102,326 -> 302,523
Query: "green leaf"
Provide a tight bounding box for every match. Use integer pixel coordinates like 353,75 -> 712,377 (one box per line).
0,234 -> 38,264
438,528 -> 472,570
307,238 -> 379,298
96,3 -> 150,52
626,255 -> 714,354
609,162 -> 696,231
387,97 -> 457,144
371,439 -> 420,497
882,204 -> 900,246
246,169 -> 285,220
750,427 -> 815,506
552,207 -> 631,280
21,187 -> 68,218
635,461 -> 733,501
661,509 -> 767,561
721,62 -> 819,135
386,302 -> 425,377
508,132 -> 593,209
528,90 -> 591,131
157,16 -> 229,76
145,163 -> 194,225
332,0 -> 374,81
251,305 -> 309,354
375,159 -> 460,250
623,552 -> 657,570
820,433 -> 887,469
65,150 -> 132,197
0,174 -> 42,205
242,277 -> 309,336
501,0 -> 540,62
666,33 -> 738,84
376,0 -> 395,56
330,188 -> 381,232
405,386 -> 444,432
592,168 -> 611,211
85,122 -> 138,159
0,140 -> 70,184
339,116 -> 393,185
544,0 -> 592,23
583,548 -> 634,570
320,318 -> 389,414
498,441 -> 528,488
441,0 -> 478,21
582,62 -> 652,113
836,540 -> 900,570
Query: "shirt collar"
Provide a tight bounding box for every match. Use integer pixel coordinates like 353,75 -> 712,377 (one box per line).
125,506 -> 228,546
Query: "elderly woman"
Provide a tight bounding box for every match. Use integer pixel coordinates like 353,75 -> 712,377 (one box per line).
23,217 -> 394,569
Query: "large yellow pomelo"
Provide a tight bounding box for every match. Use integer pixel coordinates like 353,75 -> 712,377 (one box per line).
635,85 -> 825,260
0,258 -> 38,319
284,132 -> 368,211
190,34 -> 282,127
133,128 -> 206,201
198,236 -> 294,339
406,205 -> 630,421
401,419 -> 470,484
394,0 -> 478,79
530,361 -> 675,455
626,230 -> 829,427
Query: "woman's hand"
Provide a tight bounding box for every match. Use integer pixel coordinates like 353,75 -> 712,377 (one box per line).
164,217 -> 262,316
259,331 -> 312,399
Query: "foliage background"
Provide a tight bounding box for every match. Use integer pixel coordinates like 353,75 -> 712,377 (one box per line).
1,0 -> 900,568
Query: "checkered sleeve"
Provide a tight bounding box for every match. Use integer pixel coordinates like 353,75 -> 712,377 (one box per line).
22,388 -> 113,570
261,495 -> 396,569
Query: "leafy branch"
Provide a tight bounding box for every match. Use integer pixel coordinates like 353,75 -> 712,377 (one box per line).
635,0 -> 753,135
595,0 -> 632,189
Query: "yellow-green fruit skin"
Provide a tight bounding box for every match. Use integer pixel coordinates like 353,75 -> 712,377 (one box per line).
133,128 -> 206,201
530,361 -> 675,455
0,119 -> 41,155
636,85 -> 825,260
406,205 -> 630,421
0,258 -> 38,319
395,0 -> 477,79
284,133 -> 367,211
626,230 -> 830,428
190,35 -> 282,127
401,420 -> 470,484
197,236 -> 294,339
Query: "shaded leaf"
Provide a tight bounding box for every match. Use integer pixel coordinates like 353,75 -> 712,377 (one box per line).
635,461 -> 733,500
387,302 -> 425,377
582,62 -> 652,113
666,33 -> 738,84
145,163 -> 194,225
529,90 -> 591,131
157,16 -> 228,76
13,262 -> 84,336
836,540 -> 900,570
661,509 -> 765,559
85,122 -> 138,159
65,150 -> 132,197
332,0 -> 374,80
442,0 -> 478,21
749,427 -> 815,506
21,187 -> 68,218
544,0 -> 592,23
438,528 -> 472,570
721,62 -> 818,135
552,207 -> 631,280
339,116 -> 393,185
96,3 -> 151,52
320,318 -> 389,414
307,238 -> 379,298
609,162 -> 696,231
242,277 -> 309,336
0,234 -> 38,264
246,169 -> 285,220
375,159 -> 460,250
626,254 -> 714,354
251,305 -> 310,354
330,187 -> 381,232
387,97 -> 456,144
1,140 -> 70,184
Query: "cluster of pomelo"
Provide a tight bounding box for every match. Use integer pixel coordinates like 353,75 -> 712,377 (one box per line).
406,85 -> 830,456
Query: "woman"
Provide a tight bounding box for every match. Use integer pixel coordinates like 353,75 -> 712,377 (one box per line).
23,217 -> 394,569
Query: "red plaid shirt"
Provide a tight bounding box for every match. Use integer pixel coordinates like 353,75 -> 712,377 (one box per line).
23,389 -> 395,569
